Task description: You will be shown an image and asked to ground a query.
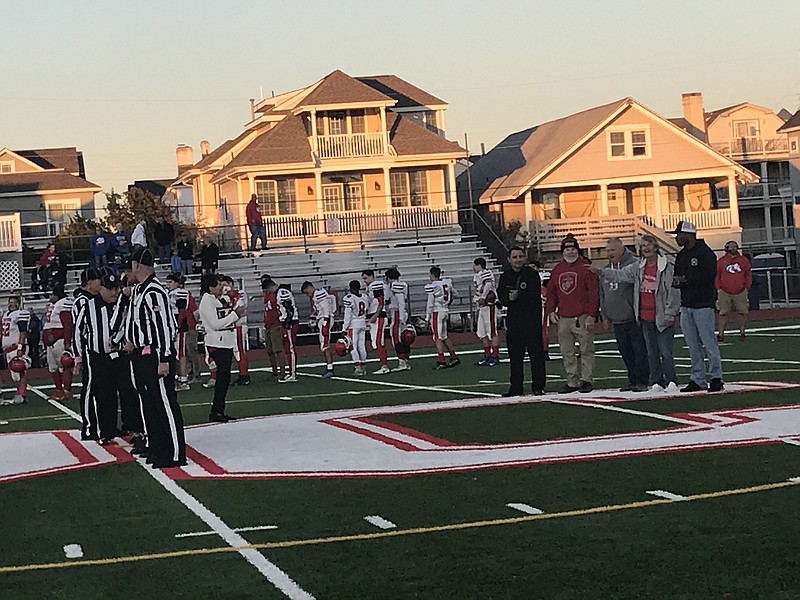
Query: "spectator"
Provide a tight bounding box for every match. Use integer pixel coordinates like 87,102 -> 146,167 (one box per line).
90,227 -> 111,268
246,194 -> 267,252
545,234 -> 599,394
170,251 -> 183,275
200,238 -> 219,275
131,220 -> 147,250
598,235 -> 681,393
154,217 -> 175,264
600,237 -> 649,392
177,235 -> 194,276
716,240 -> 751,342
672,221 -> 723,393
110,223 -> 132,261
34,243 -> 58,292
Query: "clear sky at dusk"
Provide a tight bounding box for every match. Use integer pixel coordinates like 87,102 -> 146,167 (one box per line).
2,0 -> 799,200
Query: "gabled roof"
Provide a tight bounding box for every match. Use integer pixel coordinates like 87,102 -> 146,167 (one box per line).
357,75 -> 446,108
16,147 -> 84,176
470,99 -> 627,202
705,102 -> 775,126
388,113 -> 465,156
211,115 -> 314,182
193,130 -> 253,170
299,70 -> 395,107
0,171 -> 101,195
777,108 -> 793,122
778,108 -> 800,133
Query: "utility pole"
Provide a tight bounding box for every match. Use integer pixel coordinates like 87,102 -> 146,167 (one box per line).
464,133 -> 475,231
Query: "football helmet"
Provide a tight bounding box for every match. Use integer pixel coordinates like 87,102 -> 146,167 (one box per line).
8,357 -> 27,373
334,336 -> 352,357
60,353 -> 75,369
400,325 -> 416,346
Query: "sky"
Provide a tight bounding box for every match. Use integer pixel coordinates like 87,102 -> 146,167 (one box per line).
2,0 -> 799,200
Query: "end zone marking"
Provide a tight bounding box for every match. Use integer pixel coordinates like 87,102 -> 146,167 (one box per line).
63,544 -> 83,559
364,515 -> 397,530
175,525 -> 279,539
506,503 -> 544,515
646,490 -> 688,502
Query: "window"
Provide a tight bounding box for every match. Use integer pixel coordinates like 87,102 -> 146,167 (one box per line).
46,200 -> 80,234
255,179 -> 297,216
328,112 -> 345,135
607,127 -> 650,159
733,120 -> 760,139
350,110 -> 365,134
791,139 -> 798,153
0,162 -> 13,174
390,170 -> 429,207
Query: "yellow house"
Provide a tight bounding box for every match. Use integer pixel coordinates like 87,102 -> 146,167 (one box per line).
460,97 -> 758,258
173,70 -> 467,249
0,147 -> 101,248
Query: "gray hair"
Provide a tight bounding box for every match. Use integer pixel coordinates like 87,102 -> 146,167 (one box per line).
639,234 -> 662,254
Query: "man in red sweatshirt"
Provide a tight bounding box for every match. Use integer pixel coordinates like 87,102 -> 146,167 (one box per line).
715,240 -> 751,341
246,194 -> 267,253
545,234 -> 599,393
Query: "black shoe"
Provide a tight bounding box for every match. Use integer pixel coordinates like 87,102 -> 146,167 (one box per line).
579,381 -> 593,393
619,384 -> 633,392
150,459 -> 188,469
708,378 -> 724,392
631,384 -> 648,392
99,438 -> 114,446
81,434 -> 99,442
447,357 -> 461,368
558,384 -> 580,394
502,390 -> 523,397
532,389 -> 545,396
234,376 -> 251,386
681,380 -> 706,393
434,362 -> 448,370
209,413 -> 233,423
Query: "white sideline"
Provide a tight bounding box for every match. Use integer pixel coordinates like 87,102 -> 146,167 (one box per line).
646,490 -> 689,502
506,503 -> 544,515
28,386 -> 314,600
364,515 -> 397,530
174,524 -> 279,539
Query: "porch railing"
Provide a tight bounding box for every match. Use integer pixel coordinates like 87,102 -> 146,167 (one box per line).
661,209 -> 732,232
717,182 -> 789,201
0,213 -> 22,252
711,136 -> 789,158
316,132 -> 385,159
741,226 -> 796,246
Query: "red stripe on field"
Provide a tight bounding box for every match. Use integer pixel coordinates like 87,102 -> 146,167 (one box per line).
184,445 -> 227,475
101,442 -> 136,463
321,418 -> 419,451
354,416 -> 457,447
54,431 -> 98,465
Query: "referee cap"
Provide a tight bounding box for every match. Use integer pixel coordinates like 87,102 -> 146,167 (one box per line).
131,246 -> 155,266
100,271 -> 120,289
80,267 -> 103,285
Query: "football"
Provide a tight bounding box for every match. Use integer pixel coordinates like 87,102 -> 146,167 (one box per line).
334,336 -> 352,357
8,357 -> 27,373
60,353 -> 75,369
400,326 -> 416,346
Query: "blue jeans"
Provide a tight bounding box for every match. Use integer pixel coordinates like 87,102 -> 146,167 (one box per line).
249,224 -> 267,251
680,306 -> 723,385
641,320 -> 677,386
613,320 -> 649,386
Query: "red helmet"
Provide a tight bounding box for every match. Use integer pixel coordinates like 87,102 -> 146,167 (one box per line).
485,290 -> 497,305
60,353 -> 75,369
8,357 -> 27,373
400,325 -> 416,346
334,336 -> 352,357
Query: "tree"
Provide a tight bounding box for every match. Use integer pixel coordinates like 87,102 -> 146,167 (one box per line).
105,187 -> 173,233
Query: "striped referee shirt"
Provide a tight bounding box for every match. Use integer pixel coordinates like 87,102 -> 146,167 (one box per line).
71,289 -> 96,360
84,296 -> 115,354
126,272 -> 176,361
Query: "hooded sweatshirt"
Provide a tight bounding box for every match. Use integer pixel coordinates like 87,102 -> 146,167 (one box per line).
544,257 -> 599,319
600,247 -> 638,323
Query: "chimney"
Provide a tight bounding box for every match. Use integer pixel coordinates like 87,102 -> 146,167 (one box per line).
250,98 -> 256,121
200,140 -> 210,157
681,92 -> 707,142
176,144 -> 194,174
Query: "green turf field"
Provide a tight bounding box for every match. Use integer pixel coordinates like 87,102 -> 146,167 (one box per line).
1,321 -> 799,598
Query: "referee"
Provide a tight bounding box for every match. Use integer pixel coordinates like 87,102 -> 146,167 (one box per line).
72,267 -> 102,440
497,246 -> 546,396
125,247 -> 186,468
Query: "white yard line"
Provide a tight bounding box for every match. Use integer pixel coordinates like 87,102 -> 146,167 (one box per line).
506,503 -> 544,515
297,371 -> 502,398
646,490 -> 689,502
546,398 -> 707,427
175,524 -> 279,539
29,386 -> 314,600
364,515 -> 397,530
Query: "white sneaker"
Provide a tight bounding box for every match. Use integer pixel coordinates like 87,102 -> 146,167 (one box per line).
373,365 -> 391,375
203,379 -> 216,388
664,382 -> 680,394
278,374 -> 297,383
0,396 -> 14,406
392,359 -> 411,372
12,394 -> 25,405
175,383 -> 191,392
353,366 -> 365,376
648,384 -> 665,393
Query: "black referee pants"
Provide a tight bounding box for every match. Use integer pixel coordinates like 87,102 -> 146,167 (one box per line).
132,352 -> 185,464
90,352 -> 121,440
115,354 -> 144,435
78,355 -> 100,440
506,325 -> 546,394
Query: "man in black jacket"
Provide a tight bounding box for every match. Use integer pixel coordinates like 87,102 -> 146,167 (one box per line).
672,221 -> 723,393
497,247 -> 546,396
154,217 -> 175,265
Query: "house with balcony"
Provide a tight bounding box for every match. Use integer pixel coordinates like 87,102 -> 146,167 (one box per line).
0,146 -> 101,249
777,108 -> 800,253
173,70 -> 467,250
672,93 -> 795,264
458,97 -> 756,261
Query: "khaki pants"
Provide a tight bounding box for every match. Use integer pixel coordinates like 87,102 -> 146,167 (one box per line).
557,314 -> 595,387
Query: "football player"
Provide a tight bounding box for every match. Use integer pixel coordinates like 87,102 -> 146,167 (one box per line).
302,281 -> 336,378
1,296 -> 30,405
472,258 -> 500,366
362,269 -> 390,374
425,266 -> 460,370
385,268 -> 411,372
41,284 -> 74,399
342,280 -> 370,376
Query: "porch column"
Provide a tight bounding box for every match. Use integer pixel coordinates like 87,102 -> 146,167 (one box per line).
598,183 -> 609,216
380,108 -> 389,156
524,190 -> 533,232
764,204 -> 773,244
383,168 -> 392,212
446,163 -> 456,207
310,109 -> 318,156
315,171 -> 324,217
248,176 -> 255,199
727,175 -> 740,228
652,180 -> 663,228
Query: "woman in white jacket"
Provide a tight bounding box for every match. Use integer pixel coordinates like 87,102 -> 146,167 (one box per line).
199,273 -> 246,422
600,235 -> 681,392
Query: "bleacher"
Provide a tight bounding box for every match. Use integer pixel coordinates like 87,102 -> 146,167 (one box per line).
18,238 -> 502,342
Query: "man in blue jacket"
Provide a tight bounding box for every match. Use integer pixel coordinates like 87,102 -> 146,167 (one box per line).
90,227 -> 111,268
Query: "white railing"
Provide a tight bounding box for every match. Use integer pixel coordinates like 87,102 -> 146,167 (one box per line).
530,215 -> 643,251
393,206 -> 458,231
263,215 -> 320,239
718,182 -> 788,202
661,209 -> 732,232
741,226 -> 795,246
323,210 -> 390,235
317,133 -> 385,159
0,213 -> 22,252
711,136 -> 788,158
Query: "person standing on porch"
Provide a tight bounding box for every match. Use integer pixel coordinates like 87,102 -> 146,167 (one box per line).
246,194 -> 267,252
715,240 -> 751,342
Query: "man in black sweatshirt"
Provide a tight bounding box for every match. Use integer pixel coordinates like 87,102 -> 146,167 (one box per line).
672,221 -> 723,393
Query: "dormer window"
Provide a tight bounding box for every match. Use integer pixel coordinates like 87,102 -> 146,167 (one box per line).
607,126 -> 651,160
0,162 -> 13,174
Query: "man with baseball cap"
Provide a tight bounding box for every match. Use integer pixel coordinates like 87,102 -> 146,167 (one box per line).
72,267 -> 102,439
715,240 -> 751,342
672,220 -> 723,393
